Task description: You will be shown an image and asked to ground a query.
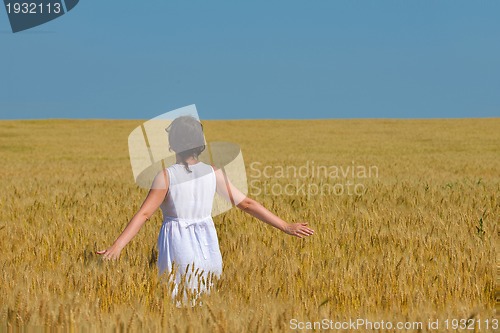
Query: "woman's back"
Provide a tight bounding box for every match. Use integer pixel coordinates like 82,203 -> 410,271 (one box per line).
160,162 -> 215,221
157,160 -> 222,304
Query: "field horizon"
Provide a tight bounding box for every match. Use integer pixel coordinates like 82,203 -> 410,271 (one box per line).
2,116 -> 499,121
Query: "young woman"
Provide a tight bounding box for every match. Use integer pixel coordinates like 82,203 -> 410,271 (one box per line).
97,116 -> 314,303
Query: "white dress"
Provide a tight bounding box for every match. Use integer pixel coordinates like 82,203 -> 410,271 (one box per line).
156,162 -> 223,304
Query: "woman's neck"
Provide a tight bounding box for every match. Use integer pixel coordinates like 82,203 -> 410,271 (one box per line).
176,155 -> 199,165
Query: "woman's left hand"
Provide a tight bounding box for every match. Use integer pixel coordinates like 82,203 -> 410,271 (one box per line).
282,222 -> 315,238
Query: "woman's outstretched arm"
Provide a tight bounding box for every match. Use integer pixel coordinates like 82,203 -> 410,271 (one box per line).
214,168 -> 314,238
97,170 -> 169,260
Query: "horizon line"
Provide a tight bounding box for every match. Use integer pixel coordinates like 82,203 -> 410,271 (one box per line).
0,116 -> 499,122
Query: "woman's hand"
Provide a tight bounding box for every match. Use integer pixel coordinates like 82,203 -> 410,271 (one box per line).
95,170 -> 169,262
282,222 -> 314,238
96,244 -> 123,260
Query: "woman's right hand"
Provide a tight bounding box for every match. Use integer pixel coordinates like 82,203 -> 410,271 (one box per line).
96,244 -> 123,260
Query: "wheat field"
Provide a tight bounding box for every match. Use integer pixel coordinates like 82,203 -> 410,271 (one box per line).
0,118 -> 498,332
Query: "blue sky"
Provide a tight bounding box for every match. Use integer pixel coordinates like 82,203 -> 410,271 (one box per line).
0,1 -> 499,120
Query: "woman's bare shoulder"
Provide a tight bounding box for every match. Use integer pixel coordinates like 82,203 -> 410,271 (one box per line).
151,168 -> 170,190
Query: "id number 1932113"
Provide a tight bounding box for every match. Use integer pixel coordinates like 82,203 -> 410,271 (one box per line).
5,2 -> 62,14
